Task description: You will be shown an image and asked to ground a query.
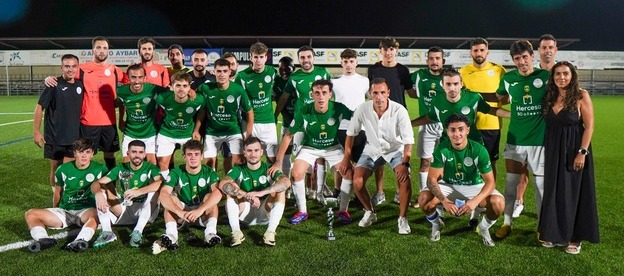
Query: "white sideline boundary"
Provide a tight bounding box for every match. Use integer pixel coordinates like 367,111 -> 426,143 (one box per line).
0,231 -> 68,253
0,119 -> 33,127
0,112 -> 33,115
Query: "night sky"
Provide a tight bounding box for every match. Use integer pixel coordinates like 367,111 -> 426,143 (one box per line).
1,0 -> 623,51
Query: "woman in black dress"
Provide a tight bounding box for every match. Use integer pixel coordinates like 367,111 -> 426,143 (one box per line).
538,61 -> 598,254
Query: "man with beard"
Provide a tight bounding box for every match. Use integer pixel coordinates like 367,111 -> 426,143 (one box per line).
137,37 -> 170,87
219,137 -> 291,246
116,64 -> 170,165
44,36 -> 128,172
189,49 -> 216,90
167,44 -> 191,76
91,140 -> 162,248
409,46 -> 446,205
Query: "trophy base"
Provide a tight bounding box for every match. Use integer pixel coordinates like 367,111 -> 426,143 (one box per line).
327,234 -> 336,241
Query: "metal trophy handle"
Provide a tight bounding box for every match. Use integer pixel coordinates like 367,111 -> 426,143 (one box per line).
119,171 -> 134,206
322,196 -> 339,241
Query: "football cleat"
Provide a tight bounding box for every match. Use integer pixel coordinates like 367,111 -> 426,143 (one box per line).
129,230 -> 143,248
65,239 -> 89,252
477,224 -> 495,247
28,238 -> 57,253
495,224 -> 512,239
230,231 -> 245,247
289,212 -> 309,225
358,210 -> 377,227
398,216 -> 411,234
205,233 -> 222,248
152,234 -> 178,255
338,211 -> 352,224
263,231 -> 276,246
371,192 -> 386,206
93,231 -> 117,249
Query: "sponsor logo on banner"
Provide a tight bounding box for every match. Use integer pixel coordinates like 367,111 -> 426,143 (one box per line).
223,48 -> 251,64
183,48 -> 222,66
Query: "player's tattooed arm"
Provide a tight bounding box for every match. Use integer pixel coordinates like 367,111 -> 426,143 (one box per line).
221,181 -> 246,199
266,175 -> 291,194
427,167 -> 447,203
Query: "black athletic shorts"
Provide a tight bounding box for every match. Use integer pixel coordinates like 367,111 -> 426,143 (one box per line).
80,124 -> 120,153
44,144 -> 74,160
480,129 -> 500,162
338,130 -> 367,163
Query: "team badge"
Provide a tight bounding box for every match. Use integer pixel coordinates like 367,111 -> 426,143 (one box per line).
259,175 -> 267,184
227,95 -> 235,103
140,173 -> 148,182
142,97 -> 151,104
150,70 -> 158,78
264,75 -> 272,83
186,107 -> 194,114
461,106 -> 470,115
464,157 -> 474,167
327,118 -> 336,126
533,78 -> 544,88
488,69 -> 494,76
198,178 -> 206,187
76,87 -> 82,94
314,75 -> 322,81
104,69 -> 111,76
85,173 -> 95,182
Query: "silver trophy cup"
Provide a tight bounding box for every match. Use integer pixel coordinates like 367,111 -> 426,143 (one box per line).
119,171 -> 134,206
322,196 -> 339,241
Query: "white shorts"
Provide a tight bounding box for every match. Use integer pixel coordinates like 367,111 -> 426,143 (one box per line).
156,134 -> 190,157
417,123 -> 443,159
422,183 -> 503,200
122,135 -> 156,157
114,192 -> 160,225
249,123 -> 278,157
176,202 -> 209,227
46,208 -> 91,229
503,144 -> 545,175
292,132 -> 304,156
204,134 -> 243,158
295,145 -> 344,169
238,197 -> 270,226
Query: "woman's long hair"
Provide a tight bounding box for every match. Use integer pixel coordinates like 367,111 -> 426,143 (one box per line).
543,61 -> 582,114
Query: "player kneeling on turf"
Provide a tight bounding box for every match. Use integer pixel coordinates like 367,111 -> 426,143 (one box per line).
219,137 -> 291,246
153,139 -> 223,254
25,138 -> 107,253
91,140 -> 162,248
418,114 -> 504,246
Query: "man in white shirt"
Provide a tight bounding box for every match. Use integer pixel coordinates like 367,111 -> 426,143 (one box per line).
333,48 -> 369,197
338,77 -> 415,234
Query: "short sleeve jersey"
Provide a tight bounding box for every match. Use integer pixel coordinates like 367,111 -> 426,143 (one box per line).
227,162 -> 284,192
156,91 -> 205,139
105,162 -> 160,203
367,62 -> 413,108
38,77 -> 84,145
284,66 -> 331,109
411,68 -> 444,117
290,101 -> 353,149
496,68 -> 549,146
117,83 -> 169,139
55,161 -> 108,210
78,61 -> 126,126
197,82 -> 252,136
273,76 -> 296,126
166,165 -> 220,206
190,73 -> 216,90
459,62 -> 506,130
235,66 -> 278,124
431,139 -> 492,186
427,89 -> 491,143
142,63 -> 170,87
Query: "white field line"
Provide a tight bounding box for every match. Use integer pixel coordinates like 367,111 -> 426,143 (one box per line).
0,112 -> 33,115
0,231 -> 68,252
0,119 -> 33,127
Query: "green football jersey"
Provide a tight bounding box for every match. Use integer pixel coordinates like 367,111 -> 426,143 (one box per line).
235,66 -> 277,124
427,89 -> 491,143
431,139 -> 492,186
166,165 -> 220,206
227,162 -> 284,192
156,91 -> 205,139
411,68 -> 444,117
273,76 -> 296,127
290,101 -> 352,149
496,68 -> 549,146
284,66 -> 331,110
106,162 -> 160,203
197,82 -> 253,136
55,161 -> 108,210
117,83 -> 169,138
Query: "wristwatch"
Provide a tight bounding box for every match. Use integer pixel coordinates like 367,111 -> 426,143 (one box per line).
402,162 -> 411,167
578,148 -> 589,155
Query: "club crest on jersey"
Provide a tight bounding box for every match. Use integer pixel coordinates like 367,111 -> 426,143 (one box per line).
150,70 -> 158,78
76,87 -> 82,94
227,95 -> 235,103
464,157 -> 474,167
327,118 -> 336,126
143,97 -> 151,104
533,78 -> 544,88
314,75 -> 322,81
259,175 -> 267,184
104,69 -> 111,76
186,107 -> 194,114
85,173 -> 95,182
198,178 -> 206,187
140,173 -> 148,182
488,69 -> 494,76
461,106 -> 470,115
264,75 -> 272,83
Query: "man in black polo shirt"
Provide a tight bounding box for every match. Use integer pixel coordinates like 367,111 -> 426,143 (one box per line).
33,54 -> 85,200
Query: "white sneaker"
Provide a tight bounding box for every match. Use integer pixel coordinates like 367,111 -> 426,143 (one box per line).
430,218 -> 445,241
477,223 -> 495,247
398,216 -> 411,234
230,231 -> 245,247
512,200 -> 524,218
393,191 -> 400,204
371,192 -> 386,206
358,210 -> 377,227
